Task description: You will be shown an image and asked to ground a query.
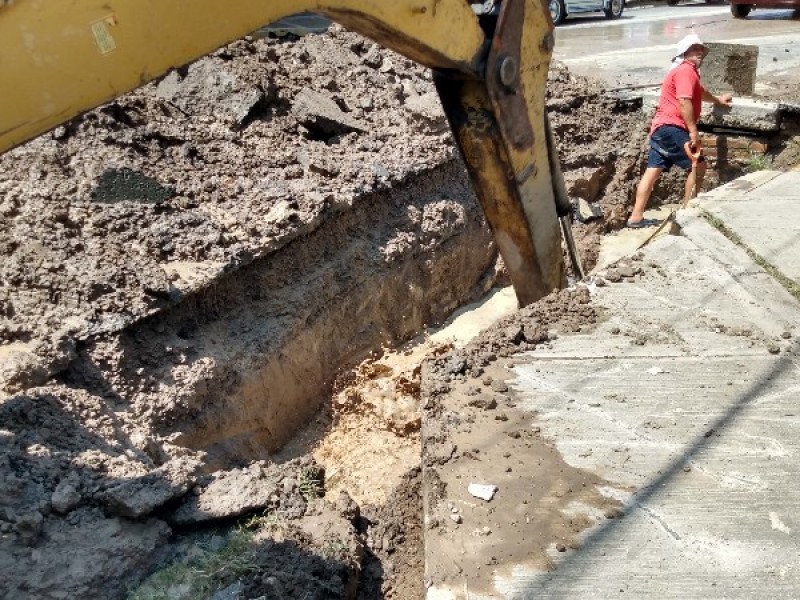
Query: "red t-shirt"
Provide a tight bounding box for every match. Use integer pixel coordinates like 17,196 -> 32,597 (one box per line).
650,61 -> 703,134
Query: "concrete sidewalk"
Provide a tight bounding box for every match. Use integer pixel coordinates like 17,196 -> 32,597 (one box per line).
423,170 -> 800,599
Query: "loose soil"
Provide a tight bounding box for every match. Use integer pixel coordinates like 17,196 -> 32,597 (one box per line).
2,20 -> 800,600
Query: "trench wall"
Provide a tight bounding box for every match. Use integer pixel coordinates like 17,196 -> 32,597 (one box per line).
60,160 -> 498,465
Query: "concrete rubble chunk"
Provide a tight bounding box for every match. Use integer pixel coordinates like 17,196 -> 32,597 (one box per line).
404,92 -> 447,131
575,198 -> 604,223
701,43 -> 759,97
468,483 -> 498,502
168,459 -> 313,526
101,456 -> 202,519
51,482 -> 81,515
700,98 -> 781,133
291,88 -> 367,136
565,166 -> 606,204
156,61 -> 263,128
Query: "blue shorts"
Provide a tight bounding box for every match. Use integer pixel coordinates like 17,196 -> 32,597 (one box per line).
647,125 -> 704,171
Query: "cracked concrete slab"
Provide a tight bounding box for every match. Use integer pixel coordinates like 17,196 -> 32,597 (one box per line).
496,231 -> 799,597
424,171 -> 800,599
690,170 -> 800,285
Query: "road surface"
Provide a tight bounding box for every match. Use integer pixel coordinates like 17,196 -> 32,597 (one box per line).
553,2 -> 800,93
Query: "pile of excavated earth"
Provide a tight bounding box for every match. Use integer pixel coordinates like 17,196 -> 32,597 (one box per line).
2,23 -> 798,600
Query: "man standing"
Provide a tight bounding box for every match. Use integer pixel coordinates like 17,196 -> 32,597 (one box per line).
627,34 -> 733,228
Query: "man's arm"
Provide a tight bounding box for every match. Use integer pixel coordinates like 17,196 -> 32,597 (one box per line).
679,97 -> 700,148
682,90 -> 734,147
702,88 -> 733,106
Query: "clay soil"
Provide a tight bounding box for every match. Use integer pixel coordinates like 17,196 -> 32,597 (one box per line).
2,21 -> 800,600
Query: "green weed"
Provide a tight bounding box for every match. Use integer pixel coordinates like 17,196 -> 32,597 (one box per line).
299,466 -> 325,501
744,151 -> 771,173
128,528 -> 258,600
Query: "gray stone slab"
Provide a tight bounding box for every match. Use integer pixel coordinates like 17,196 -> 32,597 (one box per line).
701,43 -> 759,97
692,170 -> 800,285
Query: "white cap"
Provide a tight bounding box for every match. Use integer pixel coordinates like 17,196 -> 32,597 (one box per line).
674,33 -> 707,59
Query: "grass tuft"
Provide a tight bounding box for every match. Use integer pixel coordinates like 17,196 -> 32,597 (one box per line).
744,151 -> 772,173
128,527 -> 259,600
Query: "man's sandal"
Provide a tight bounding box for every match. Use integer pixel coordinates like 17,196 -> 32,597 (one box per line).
626,218 -> 663,229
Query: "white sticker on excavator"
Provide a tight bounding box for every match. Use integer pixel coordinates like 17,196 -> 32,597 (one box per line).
91,18 -> 117,55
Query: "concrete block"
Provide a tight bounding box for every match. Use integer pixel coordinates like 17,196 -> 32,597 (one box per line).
701,42 -> 759,96
641,92 -> 781,134
700,97 -> 781,133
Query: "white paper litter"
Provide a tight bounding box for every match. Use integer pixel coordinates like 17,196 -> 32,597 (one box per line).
468,483 -> 498,502
646,366 -> 668,375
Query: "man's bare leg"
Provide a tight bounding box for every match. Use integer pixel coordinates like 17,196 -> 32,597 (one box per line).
684,168 -> 696,205
629,167 -> 663,224
683,161 -> 707,205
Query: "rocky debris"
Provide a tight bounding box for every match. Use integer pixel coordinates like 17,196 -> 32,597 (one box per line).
155,61 -> 264,128
600,257 -> 643,283
0,19 -> 673,600
239,510 -> 363,600
334,490 -> 360,525
575,197 -> 605,223
102,456 -> 202,518
467,483 -> 498,501
545,63 -> 651,264
404,92 -> 448,132
0,26 -> 457,380
0,32 -> 652,385
566,166 -> 606,204
292,88 -> 367,136
0,386 -> 201,595
418,286 -> 630,592
50,479 -> 81,515
169,458 -> 320,526
357,468 -> 424,600
0,508 -> 170,600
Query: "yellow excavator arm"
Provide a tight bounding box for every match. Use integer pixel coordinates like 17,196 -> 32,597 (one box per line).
0,0 -> 575,305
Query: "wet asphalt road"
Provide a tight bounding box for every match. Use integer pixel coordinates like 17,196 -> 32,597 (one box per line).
553,2 -> 800,89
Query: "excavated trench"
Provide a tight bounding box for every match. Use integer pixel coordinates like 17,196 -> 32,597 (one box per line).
59,159 -> 496,469
5,22 -> 799,600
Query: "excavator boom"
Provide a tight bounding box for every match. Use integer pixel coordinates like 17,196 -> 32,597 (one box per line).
0,0 -> 570,305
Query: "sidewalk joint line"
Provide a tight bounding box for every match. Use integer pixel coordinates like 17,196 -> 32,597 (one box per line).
701,210 -> 800,302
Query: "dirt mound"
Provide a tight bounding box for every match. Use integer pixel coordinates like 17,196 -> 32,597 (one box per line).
0,22 -> 653,600
0,25 -> 455,390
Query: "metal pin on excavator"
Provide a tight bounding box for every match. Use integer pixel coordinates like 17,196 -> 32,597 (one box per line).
0,0 -> 582,305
